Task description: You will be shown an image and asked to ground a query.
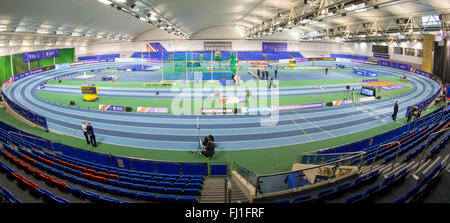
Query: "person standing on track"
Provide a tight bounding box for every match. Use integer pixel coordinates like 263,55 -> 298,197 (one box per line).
82,121 -> 90,145
392,101 -> 399,122
87,121 -> 97,147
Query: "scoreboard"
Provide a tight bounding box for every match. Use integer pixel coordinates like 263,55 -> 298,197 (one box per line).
81,85 -> 98,95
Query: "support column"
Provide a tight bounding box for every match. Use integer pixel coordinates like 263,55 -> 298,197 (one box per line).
422,34 -> 435,73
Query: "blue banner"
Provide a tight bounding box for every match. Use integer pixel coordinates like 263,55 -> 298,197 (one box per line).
377,60 -> 411,71
373,53 -> 390,59
262,42 -> 287,52
23,49 -> 59,62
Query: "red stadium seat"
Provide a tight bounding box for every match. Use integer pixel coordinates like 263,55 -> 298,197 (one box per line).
21,154 -> 36,164
42,174 -> 55,185
51,179 -> 67,190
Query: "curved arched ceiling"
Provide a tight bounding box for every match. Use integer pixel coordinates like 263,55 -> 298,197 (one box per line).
0,0 -> 448,44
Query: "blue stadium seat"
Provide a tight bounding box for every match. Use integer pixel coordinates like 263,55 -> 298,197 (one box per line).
292,194 -> 314,203
158,195 -> 177,203
178,196 -> 198,204
167,187 -> 183,195
120,189 -> 138,198
363,184 -> 380,200
134,184 -> 151,192
393,196 -> 405,203
84,191 -> 102,202
344,193 -> 363,204
103,186 -> 122,195
184,188 -> 201,196
150,186 -> 166,194
273,199 -> 290,203
100,196 -> 120,203
139,192 -> 157,201
316,188 -> 335,202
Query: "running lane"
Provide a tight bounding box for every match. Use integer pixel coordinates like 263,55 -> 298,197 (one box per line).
4,61 -> 440,151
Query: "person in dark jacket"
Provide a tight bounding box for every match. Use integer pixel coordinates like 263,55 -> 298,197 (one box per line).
86,121 -> 97,147
392,101 -> 399,121
406,106 -> 414,123
201,135 -> 215,159
275,68 -> 278,78
82,121 -> 90,145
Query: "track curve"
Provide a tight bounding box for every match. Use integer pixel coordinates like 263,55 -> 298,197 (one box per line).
4,61 -> 440,151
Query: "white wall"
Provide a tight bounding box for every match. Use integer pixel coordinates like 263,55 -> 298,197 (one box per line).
73,39 -> 424,66
340,41 -> 424,65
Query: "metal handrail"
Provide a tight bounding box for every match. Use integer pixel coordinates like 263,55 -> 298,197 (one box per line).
413,125 -> 449,176
252,151 -> 364,195
224,177 -> 232,203
369,141 -> 401,171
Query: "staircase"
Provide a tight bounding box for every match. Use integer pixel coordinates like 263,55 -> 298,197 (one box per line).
199,176 -> 249,203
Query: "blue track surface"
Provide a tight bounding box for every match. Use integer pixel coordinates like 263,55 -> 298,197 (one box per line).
4,61 -> 440,152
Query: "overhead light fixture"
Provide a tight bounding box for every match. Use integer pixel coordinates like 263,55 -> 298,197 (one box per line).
97,0 -> 112,5
15,27 -> 27,32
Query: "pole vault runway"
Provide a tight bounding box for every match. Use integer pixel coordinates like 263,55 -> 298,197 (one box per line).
4,61 -> 440,151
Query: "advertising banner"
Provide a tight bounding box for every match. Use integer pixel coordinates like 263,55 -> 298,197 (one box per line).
98,105 -> 125,112
373,53 -> 390,59
272,103 -> 326,111
147,42 -> 168,52
262,42 -> 287,52
359,96 -> 376,103
23,49 -> 59,62
204,41 -> 233,51
55,63 -> 70,70
201,108 -> 235,114
333,100 -> 353,106
220,97 -> 245,104
1,77 -> 13,91
137,107 -> 169,113
308,57 -> 336,61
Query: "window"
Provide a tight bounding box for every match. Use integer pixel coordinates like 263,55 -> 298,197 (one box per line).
422,15 -> 441,26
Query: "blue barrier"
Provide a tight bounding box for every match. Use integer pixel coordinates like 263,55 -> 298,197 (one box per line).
78,54 -> 120,61
330,54 -> 369,61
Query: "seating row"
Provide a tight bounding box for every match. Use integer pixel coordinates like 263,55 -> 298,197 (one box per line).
0,146 -> 200,203
394,161 -> 447,203
274,170 -> 381,203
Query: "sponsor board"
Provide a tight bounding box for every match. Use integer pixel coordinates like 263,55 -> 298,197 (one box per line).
204,41 -> 233,51
201,108 -> 235,114
137,107 -> 169,113
262,42 -> 287,52
1,77 -> 13,91
373,53 -> 390,59
333,99 -> 353,106
98,105 -> 124,112
220,97 -> 245,104
115,58 -> 137,63
55,63 -> 70,69
272,103 -> 326,111
308,57 -> 336,61
69,61 -> 85,66
359,96 -> 376,103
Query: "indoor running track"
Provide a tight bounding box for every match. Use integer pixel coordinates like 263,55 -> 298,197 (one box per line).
4,61 -> 440,151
